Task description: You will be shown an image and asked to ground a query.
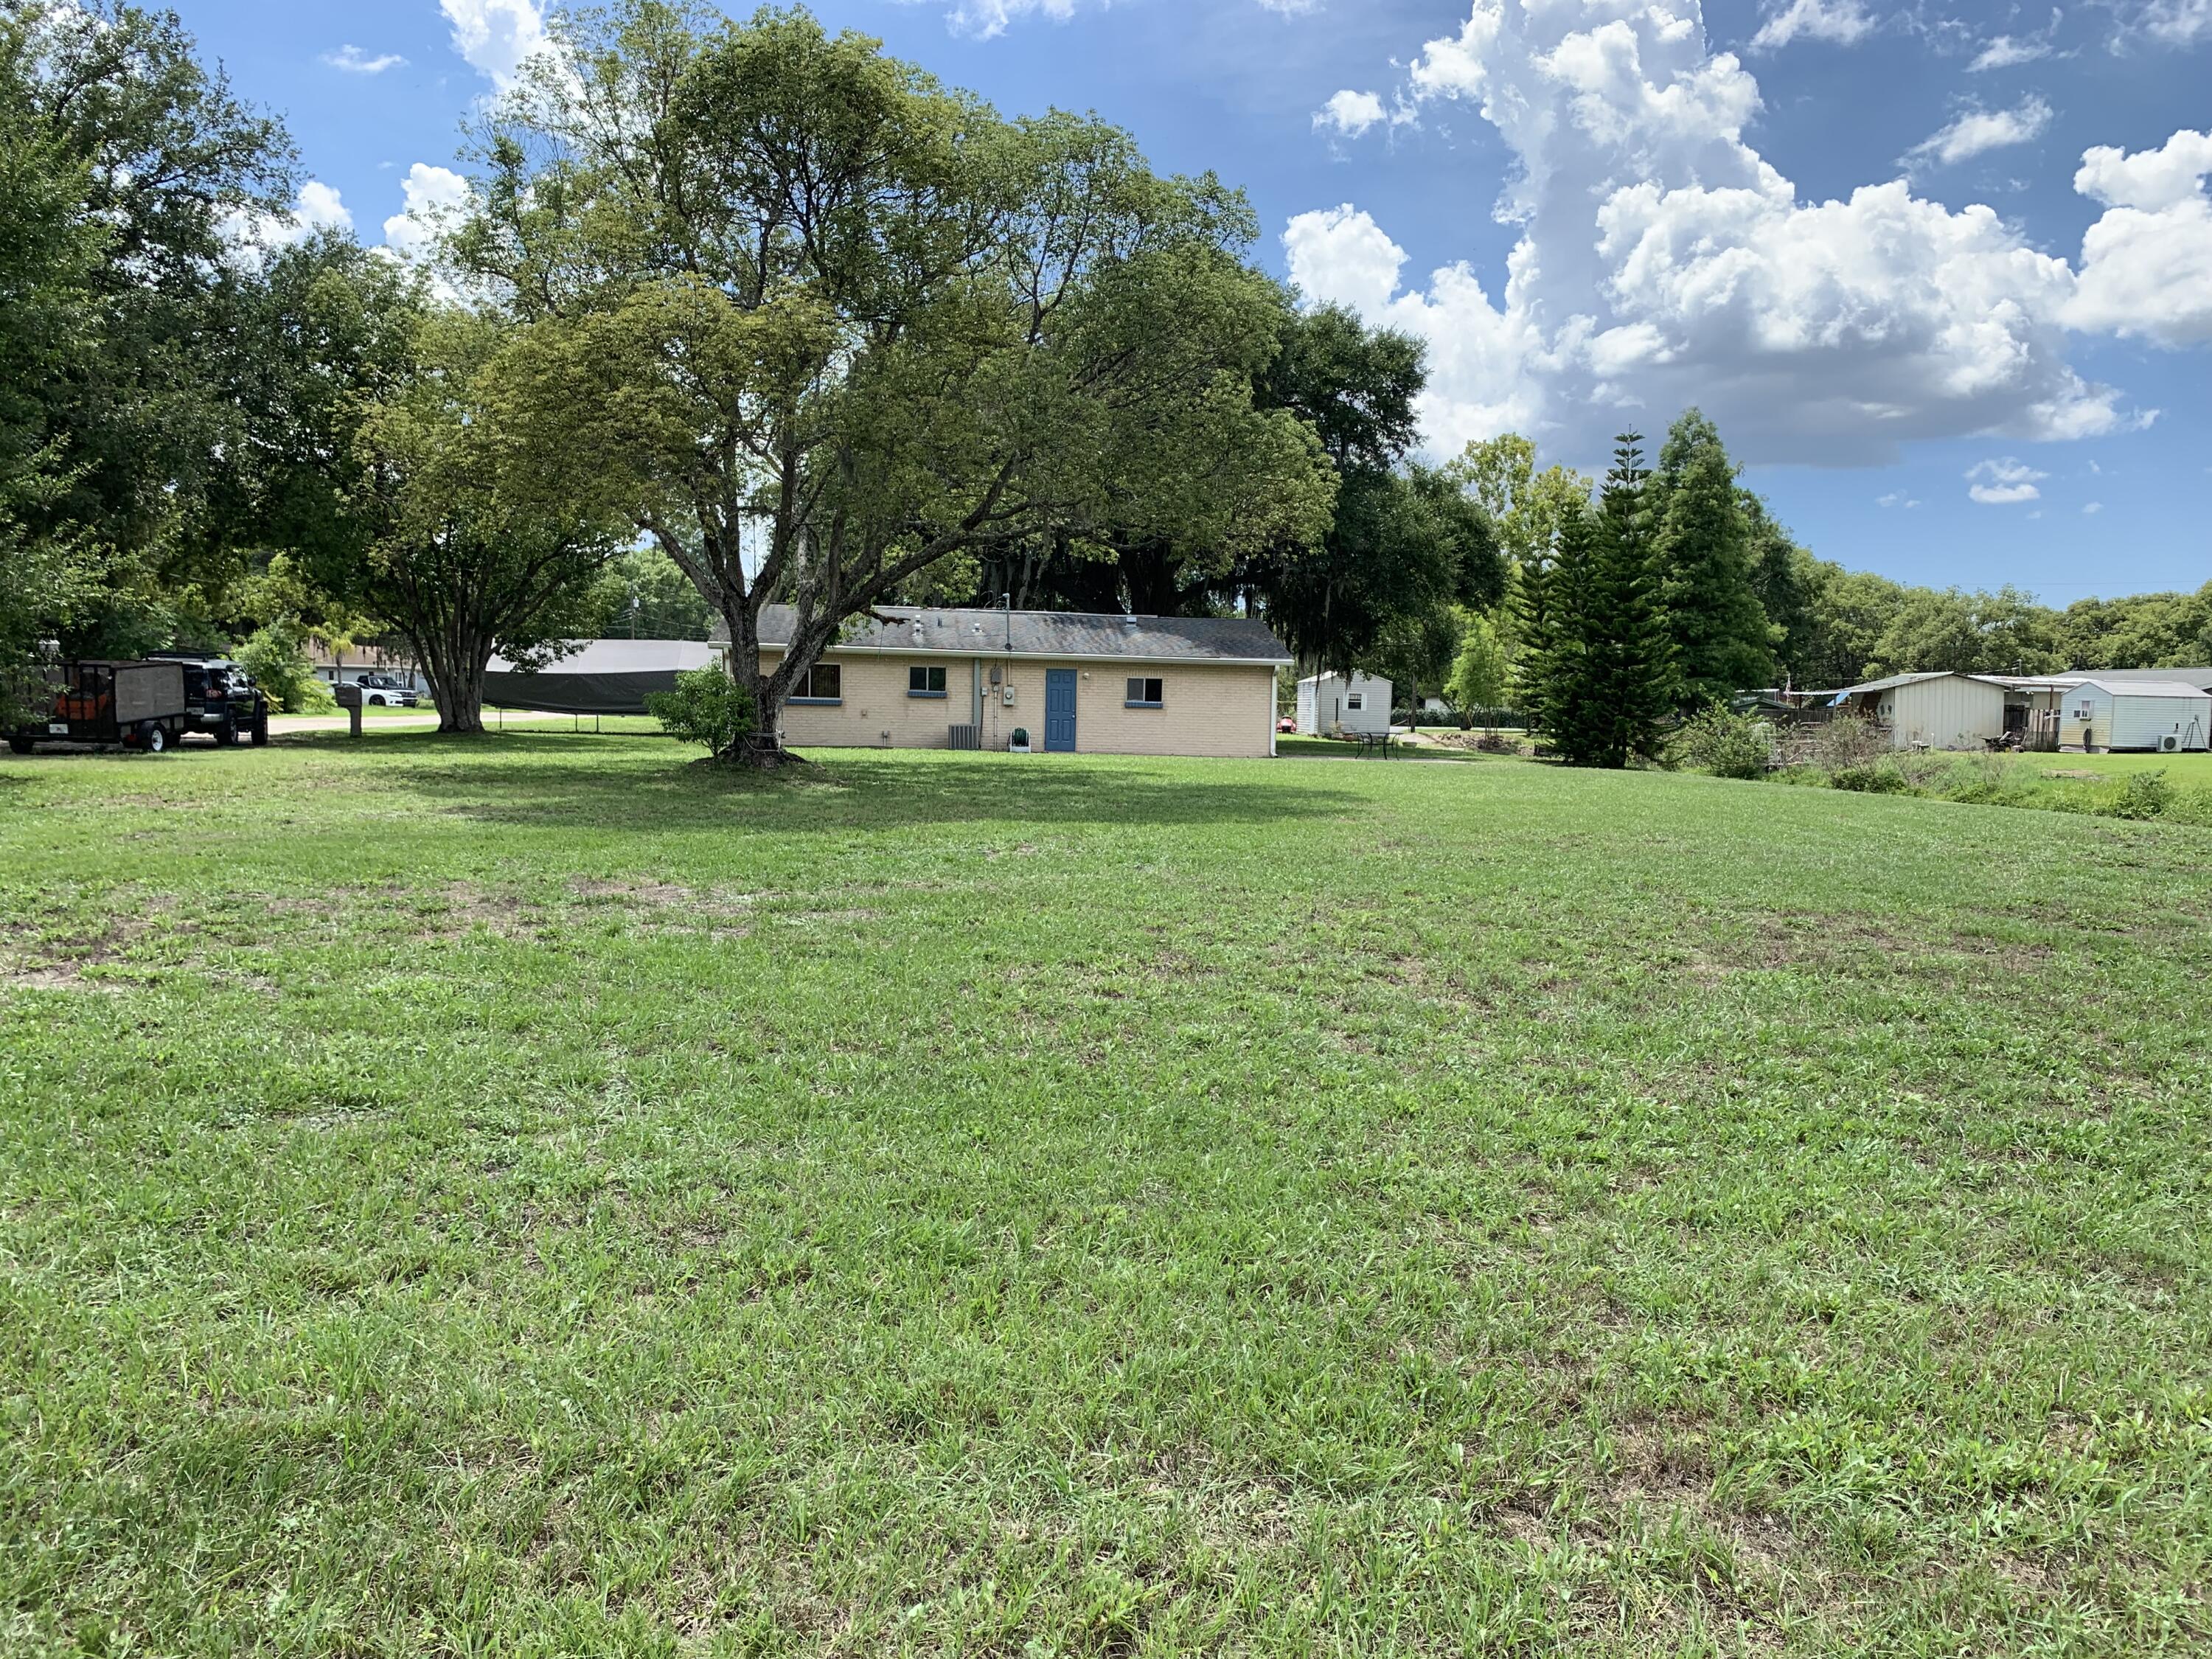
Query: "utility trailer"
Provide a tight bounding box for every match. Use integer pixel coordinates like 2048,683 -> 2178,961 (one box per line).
6,660 -> 192,755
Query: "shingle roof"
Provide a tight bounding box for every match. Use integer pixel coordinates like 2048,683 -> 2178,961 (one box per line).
740,605 -> 1293,664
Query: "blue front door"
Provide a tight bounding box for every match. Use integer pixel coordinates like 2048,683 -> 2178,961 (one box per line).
1044,669 -> 1078,752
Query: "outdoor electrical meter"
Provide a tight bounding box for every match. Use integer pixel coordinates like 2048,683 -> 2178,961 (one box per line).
1002,686 -> 1016,706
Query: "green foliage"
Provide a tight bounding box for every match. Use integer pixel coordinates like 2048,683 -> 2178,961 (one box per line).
1832,761 -> 1910,793
234,618 -> 331,713
2,0 -> 296,615
1444,434 -> 1592,570
1649,409 -> 1777,708
1677,705 -> 1771,779
1523,436 -> 1674,768
2056,583 -> 2212,671
645,665 -> 756,755
352,307 -> 629,732
1235,312 -> 1503,678
2110,770 -> 2174,821
591,549 -> 717,641
1444,609 -> 1511,713
1860,583 -> 2061,680
462,1 -> 1331,759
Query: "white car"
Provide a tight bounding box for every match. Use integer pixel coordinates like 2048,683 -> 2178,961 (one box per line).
354,674 -> 420,707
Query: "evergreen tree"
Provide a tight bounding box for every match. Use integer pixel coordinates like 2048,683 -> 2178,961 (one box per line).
1741,493 -> 1814,687
1649,410 -> 1775,709
1583,434 -> 1674,765
1510,536 -> 1567,736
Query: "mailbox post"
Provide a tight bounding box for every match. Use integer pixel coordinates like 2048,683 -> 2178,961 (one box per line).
333,679 -> 364,738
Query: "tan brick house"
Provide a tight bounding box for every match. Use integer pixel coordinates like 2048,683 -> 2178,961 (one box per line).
719,606 -> 1291,758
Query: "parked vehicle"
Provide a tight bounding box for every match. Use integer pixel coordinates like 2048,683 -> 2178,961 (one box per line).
6,660 -> 192,754
353,673 -> 420,708
152,654 -> 271,746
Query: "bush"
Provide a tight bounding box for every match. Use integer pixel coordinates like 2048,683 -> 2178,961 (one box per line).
1811,715 -> 1886,772
1832,762 -> 1908,794
647,667 -> 756,754
235,621 -> 332,713
2107,771 -> 2174,821
1677,705 -> 1771,780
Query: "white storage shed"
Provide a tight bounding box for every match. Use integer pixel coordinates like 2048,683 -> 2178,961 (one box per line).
1295,671 -> 1391,737
2055,678 -> 2211,752
1831,671 -> 2008,751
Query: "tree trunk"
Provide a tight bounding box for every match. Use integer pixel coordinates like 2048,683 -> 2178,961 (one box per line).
714,599 -> 795,768
418,630 -> 491,734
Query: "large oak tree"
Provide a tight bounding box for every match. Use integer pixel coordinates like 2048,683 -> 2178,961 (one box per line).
454,1 -> 1329,762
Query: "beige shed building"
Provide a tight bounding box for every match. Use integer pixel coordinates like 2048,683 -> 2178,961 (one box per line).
721,605 -> 1290,758
1828,671 -> 2010,750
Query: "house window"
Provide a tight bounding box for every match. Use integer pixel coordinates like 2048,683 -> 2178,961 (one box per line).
908,664 -> 947,698
1346,692 -> 1364,711
1125,676 -> 1164,707
790,663 -> 842,703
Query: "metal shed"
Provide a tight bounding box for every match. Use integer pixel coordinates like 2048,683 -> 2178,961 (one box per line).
1295,672 -> 1391,737
2051,678 -> 2211,752
1829,671 -> 2009,750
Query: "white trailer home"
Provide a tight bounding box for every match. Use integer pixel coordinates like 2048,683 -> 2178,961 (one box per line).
1295,671 -> 1391,737
2053,678 -> 2211,752
1829,671 -> 2008,750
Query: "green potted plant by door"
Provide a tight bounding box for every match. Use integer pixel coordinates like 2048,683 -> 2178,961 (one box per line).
1009,726 -> 1032,754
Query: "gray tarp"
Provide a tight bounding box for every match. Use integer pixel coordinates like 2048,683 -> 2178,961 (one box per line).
483,639 -> 718,715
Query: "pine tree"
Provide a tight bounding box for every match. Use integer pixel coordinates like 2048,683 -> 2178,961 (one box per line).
1650,410 -> 1777,709
1582,433 -> 1674,766
1510,535 -> 1567,737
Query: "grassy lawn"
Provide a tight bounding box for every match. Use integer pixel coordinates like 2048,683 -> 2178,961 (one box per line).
2,736 -> 2208,1655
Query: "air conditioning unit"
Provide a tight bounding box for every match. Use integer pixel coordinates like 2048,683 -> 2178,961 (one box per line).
2160,734 -> 2180,753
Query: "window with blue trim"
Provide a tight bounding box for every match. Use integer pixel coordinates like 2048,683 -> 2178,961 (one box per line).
1125,676 -> 1164,707
908,665 -> 947,698
790,663 -> 842,703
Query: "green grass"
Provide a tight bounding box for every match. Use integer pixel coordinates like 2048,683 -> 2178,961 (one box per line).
2,736 -> 2208,1655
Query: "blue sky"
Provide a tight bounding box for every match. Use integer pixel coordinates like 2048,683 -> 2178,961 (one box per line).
193,0 -> 2210,602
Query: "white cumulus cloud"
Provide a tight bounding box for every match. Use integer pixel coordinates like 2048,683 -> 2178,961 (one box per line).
2067,129 -> 2212,344
1966,457 -> 2046,503
221,180 -> 353,261
1749,0 -> 1877,50
1906,97 -> 2053,170
324,44 -> 407,74
1315,90 -> 1386,139
1283,1 -> 2138,464
382,163 -> 471,259
2082,500 -> 2103,513
442,0 -> 549,90
2141,0 -> 2212,45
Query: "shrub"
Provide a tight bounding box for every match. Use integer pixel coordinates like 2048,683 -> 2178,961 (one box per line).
1811,715 -> 1886,771
1677,705 -> 1771,780
647,667 -> 756,754
236,621 -> 333,713
2107,771 -> 2174,821
1832,762 -> 1907,794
